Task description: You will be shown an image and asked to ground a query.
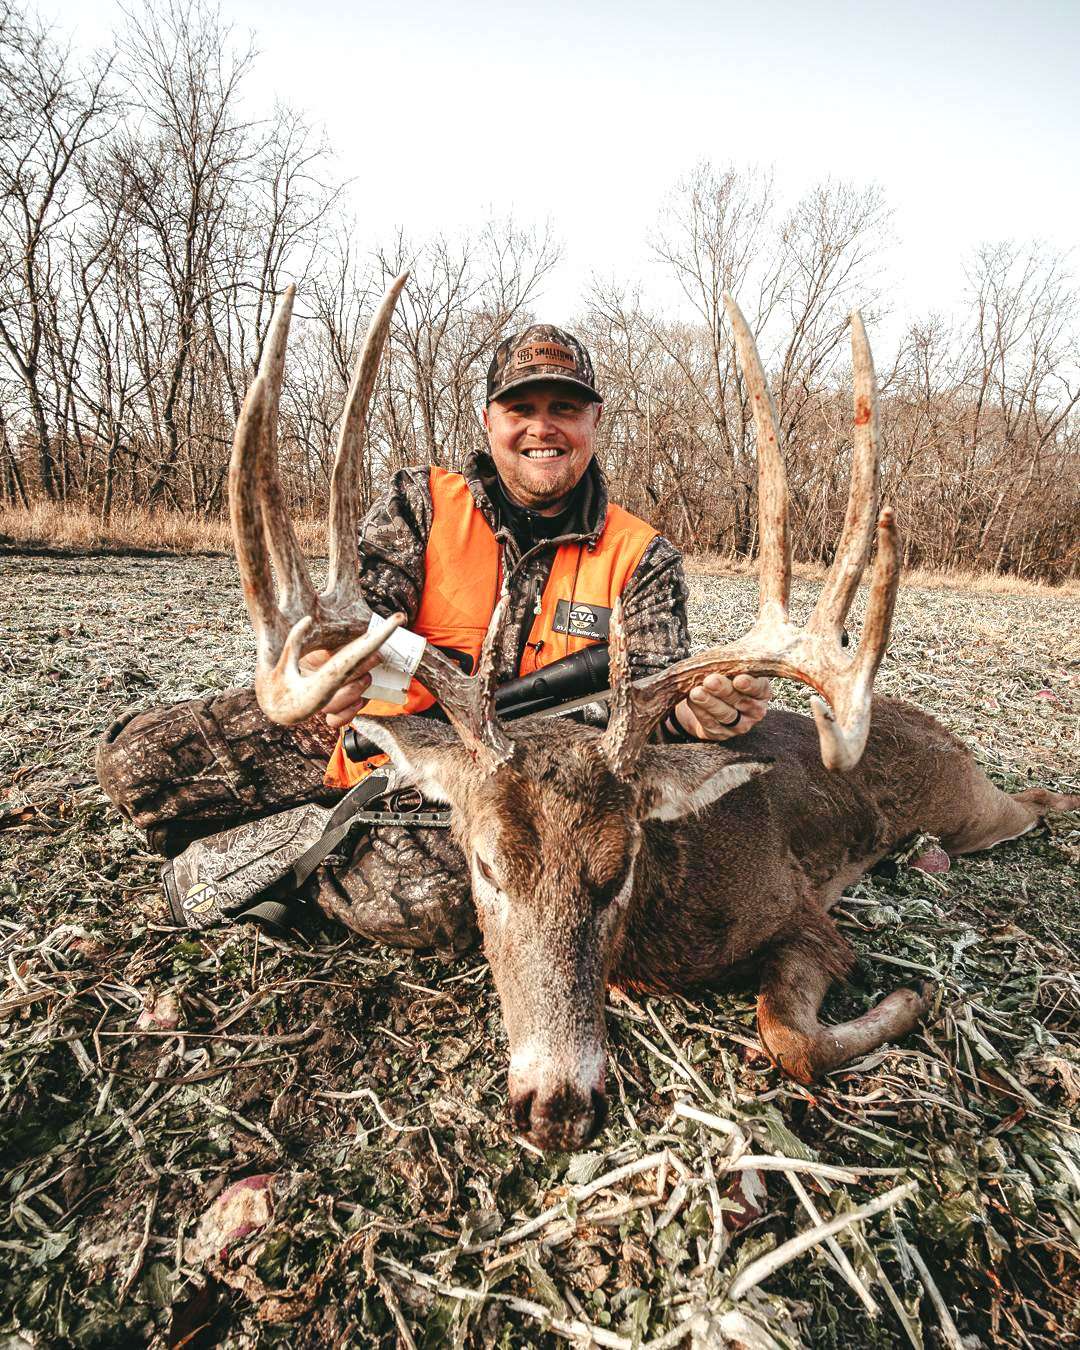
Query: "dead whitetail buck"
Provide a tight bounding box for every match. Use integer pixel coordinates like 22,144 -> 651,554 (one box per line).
231,276 -> 1078,1151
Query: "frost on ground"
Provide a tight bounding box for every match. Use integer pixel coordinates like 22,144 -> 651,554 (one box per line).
1,553 -> 1078,1349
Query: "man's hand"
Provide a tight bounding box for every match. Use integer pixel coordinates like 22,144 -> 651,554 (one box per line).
300,648 -> 385,729
674,673 -> 772,742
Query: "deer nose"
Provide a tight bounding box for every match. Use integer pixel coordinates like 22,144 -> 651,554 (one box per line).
509,1084 -> 608,1151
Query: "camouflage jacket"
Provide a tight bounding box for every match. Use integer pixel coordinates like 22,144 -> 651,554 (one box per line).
356,453 -> 691,704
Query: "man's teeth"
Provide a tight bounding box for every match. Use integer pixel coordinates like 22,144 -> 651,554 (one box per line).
524,448 -> 562,459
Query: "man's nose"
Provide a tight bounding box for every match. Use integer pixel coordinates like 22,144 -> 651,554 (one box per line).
524,410 -> 559,440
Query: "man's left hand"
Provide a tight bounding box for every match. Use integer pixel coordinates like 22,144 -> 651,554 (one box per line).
674,673 -> 773,741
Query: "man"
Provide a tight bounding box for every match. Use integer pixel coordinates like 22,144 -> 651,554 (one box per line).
96,324 -> 770,950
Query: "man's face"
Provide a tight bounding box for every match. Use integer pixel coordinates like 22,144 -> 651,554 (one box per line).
483,382 -> 602,515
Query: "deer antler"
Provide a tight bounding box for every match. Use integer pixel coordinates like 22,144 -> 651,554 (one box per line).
229,275 -> 513,769
601,295 -> 900,778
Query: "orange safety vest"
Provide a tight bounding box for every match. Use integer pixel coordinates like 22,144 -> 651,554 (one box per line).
324,466 -> 657,788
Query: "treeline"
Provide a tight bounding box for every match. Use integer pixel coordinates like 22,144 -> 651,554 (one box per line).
1,2 -> 1077,579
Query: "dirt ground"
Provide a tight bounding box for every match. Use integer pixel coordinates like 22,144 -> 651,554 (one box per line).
1,554 -> 1078,1349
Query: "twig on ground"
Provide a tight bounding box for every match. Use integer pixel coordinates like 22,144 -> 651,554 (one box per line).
429,1150 -> 675,1259
781,1170 -> 878,1318
117,1180 -> 158,1301
381,1255 -> 634,1349
672,1100 -> 740,1136
728,1182 -> 918,1301
901,1236 -> 967,1350
374,1270 -> 419,1350
316,1085 -> 425,1132
646,1002 -> 717,1102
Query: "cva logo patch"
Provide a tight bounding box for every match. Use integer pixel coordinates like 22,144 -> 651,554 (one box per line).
183,881 -> 219,916
552,599 -> 611,639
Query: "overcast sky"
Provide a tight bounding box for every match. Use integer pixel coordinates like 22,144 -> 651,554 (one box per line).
64,0 -> 1079,337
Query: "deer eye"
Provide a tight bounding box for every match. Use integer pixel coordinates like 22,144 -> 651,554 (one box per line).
592,869 -> 628,913
475,855 -> 500,888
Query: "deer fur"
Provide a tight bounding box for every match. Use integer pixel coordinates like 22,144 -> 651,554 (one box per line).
357,698 -> 1078,1152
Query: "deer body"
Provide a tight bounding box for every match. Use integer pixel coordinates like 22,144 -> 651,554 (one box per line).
226,277 -> 1077,1151
614,697 -> 1013,997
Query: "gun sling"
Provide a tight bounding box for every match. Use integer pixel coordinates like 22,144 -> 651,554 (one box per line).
161,768 -> 450,930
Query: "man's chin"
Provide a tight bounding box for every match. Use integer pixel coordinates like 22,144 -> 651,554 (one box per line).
512,473 -> 574,509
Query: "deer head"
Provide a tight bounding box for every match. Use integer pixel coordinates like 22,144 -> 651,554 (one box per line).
354,701 -> 769,1149
230,277 -> 898,1152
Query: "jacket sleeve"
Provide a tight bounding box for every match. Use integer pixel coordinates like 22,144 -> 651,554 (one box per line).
356,467 -> 433,623
619,535 -> 691,679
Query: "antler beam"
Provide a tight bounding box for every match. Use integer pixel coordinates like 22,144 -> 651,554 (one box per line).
600,296 -> 900,778
229,275 -> 513,770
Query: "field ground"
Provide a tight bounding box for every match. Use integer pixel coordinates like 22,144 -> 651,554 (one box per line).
1,554 -> 1078,1348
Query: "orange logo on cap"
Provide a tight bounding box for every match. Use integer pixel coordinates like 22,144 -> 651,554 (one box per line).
514,343 -> 576,371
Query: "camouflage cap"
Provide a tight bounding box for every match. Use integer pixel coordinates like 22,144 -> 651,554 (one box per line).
486,324 -> 601,404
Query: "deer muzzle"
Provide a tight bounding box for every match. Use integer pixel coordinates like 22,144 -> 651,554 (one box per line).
507,1037 -> 608,1151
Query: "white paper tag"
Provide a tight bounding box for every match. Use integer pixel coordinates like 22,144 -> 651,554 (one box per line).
365,663 -> 409,705
363,617 -> 427,705
365,616 -> 427,676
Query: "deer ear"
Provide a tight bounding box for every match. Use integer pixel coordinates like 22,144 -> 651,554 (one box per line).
351,716 -> 470,805
636,746 -> 772,822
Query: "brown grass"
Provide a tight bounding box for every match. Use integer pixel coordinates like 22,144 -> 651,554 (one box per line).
2,503 -> 1074,595
686,549 -> 1080,597
0,501 -> 327,555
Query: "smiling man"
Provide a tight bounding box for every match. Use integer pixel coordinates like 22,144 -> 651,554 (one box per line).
317,324 -> 772,755
97,323 -> 771,952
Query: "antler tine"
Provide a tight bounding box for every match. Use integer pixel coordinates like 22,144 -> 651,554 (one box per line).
808,311 -> 881,638
264,611 -> 407,725
811,507 -> 900,769
598,599 -> 641,777
411,587 -> 515,770
325,271 -> 409,606
601,296 -> 793,776
723,293 -> 790,628
229,363 -> 286,665
474,587 -> 515,765
252,287 -> 318,621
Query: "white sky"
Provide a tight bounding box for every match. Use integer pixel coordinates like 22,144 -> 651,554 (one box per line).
61,0 -> 1079,339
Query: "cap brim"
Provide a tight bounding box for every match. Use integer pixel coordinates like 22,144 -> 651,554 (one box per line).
488,372 -> 602,404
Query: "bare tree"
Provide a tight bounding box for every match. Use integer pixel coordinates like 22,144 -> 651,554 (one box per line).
372,220 -> 561,474
0,1 -> 114,498
0,4 -> 1075,581
962,242 -> 1079,573
108,0 -> 257,505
